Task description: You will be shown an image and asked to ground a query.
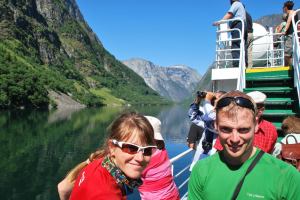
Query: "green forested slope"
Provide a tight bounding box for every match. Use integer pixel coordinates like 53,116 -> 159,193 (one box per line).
0,0 -> 168,108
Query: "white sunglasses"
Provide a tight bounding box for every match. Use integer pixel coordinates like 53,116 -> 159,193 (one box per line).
112,139 -> 157,156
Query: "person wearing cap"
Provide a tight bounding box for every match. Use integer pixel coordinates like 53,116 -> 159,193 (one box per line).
188,90 -> 300,200
214,91 -> 278,153
139,116 -> 180,200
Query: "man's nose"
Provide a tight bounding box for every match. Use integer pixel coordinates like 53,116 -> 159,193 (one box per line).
229,130 -> 240,143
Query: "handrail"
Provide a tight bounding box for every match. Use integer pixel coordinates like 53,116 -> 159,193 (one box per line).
252,31 -> 285,67
292,9 -> 300,109
170,148 -> 194,200
214,18 -> 245,91
170,148 -> 193,163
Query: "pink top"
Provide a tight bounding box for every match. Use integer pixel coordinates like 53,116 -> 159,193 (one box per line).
138,149 -> 180,200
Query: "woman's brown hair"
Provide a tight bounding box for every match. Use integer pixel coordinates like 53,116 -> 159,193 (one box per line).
64,111 -> 155,183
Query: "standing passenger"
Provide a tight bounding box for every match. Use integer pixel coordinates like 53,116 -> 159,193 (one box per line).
282,1 -> 298,66
188,91 -> 225,170
188,90 -> 300,200
213,0 -> 247,67
245,9 -> 253,68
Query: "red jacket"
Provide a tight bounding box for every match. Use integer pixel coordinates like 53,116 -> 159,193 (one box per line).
70,158 -> 126,200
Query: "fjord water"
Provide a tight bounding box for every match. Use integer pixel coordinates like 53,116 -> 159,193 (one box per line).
0,105 -> 193,200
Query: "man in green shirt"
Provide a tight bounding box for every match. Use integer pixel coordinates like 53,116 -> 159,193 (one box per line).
188,90 -> 300,200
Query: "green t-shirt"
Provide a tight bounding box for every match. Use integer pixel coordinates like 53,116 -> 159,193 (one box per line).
188,149 -> 300,200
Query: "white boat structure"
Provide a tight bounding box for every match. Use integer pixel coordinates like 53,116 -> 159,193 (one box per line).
170,10 -> 300,200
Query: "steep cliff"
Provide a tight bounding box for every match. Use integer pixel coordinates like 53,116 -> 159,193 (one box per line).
0,0 -> 166,108
123,58 -> 201,102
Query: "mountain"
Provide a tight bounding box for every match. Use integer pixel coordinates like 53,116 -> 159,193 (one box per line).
254,14 -> 282,29
0,0 -> 167,109
122,58 -> 202,102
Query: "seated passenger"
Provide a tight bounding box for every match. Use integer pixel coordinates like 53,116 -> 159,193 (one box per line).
272,116 -> 300,157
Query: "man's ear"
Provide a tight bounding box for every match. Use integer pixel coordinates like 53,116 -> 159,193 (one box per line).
254,118 -> 259,133
214,121 -> 218,134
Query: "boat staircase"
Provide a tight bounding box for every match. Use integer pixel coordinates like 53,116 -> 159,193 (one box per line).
243,66 -> 299,137
170,10 -> 300,200
211,12 -> 300,135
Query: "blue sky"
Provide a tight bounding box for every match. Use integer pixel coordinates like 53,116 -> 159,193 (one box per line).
76,0 -> 291,75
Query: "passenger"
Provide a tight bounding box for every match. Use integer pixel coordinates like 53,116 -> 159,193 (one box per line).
186,123 -> 204,150
214,91 -> 278,153
272,116 -> 300,157
213,0 -> 247,67
188,91 -> 225,170
187,91 -> 206,150
275,13 -> 288,34
274,13 -> 288,65
282,0 -> 298,66
281,116 -> 300,135
188,90 -> 300,200
245,8 -> 253,68
139,116 -> 180,200
58,112 -> 156,200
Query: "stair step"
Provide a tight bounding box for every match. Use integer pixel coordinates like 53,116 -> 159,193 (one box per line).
265,98 -> 294,105
246,75 -> 291,81
272,122 -> 282,130
246,69 -> 292,81
246,66 -> 292,73
243,87 -> 293,93
263,109 -> 296,116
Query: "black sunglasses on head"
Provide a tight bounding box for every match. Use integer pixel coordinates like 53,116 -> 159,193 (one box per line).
216,96 -> 256,112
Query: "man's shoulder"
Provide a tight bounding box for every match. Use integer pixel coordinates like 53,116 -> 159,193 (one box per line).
260,152 -> 297,172
259,119 -> 277,130
232,1 -> 243,8
193,153 -> 220,169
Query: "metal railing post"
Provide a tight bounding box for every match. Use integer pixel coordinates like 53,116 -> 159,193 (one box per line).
292,9 -> 300,109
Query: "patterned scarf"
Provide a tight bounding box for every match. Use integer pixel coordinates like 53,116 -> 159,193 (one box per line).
102,155 -> 143,195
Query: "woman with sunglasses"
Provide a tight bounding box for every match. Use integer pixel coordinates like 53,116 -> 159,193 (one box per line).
59,112 -> 156,200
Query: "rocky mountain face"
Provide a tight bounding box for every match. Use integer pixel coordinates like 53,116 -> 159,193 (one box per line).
123,58 -> 202,102
0,0 -> 165,108
254,14 -> 282,29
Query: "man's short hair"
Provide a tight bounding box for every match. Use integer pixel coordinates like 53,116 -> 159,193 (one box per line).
284,1 -> 294,10
215,90 -> 257,122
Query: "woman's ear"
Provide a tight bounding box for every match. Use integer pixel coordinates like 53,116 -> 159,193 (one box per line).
108,140 -> 116,157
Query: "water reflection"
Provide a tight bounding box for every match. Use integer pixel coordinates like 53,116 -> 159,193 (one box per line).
0,104 -> 192,200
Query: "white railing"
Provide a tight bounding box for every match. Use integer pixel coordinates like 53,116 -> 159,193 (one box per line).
292,9 -> 300,109
170,148 -> 194,200
214,18 -> 246,91
252,30 -> 285,67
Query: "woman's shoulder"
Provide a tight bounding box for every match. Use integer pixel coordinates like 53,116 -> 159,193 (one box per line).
71,158 -> 122,199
